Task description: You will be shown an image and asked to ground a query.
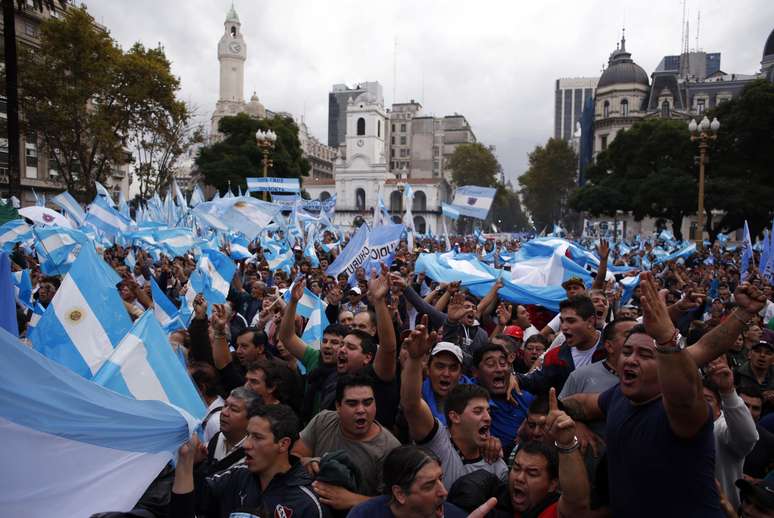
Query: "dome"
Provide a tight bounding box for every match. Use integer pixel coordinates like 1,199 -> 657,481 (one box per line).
764,28 -> 774,59
597,35 -> 649,88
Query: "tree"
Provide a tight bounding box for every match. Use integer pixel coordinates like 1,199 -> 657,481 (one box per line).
196,113 -> 310,195
569,118 -> 696,240
448,142 -> 500,188
2,0 -> 68,199
518,138 -> 577,233
488,184 -> 531,232
19,7 -> 185,200
704,79 -> 774,239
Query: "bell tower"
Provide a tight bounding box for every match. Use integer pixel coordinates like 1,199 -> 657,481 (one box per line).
217,4 -> 246,103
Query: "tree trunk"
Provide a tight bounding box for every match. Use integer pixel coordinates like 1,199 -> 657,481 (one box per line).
3,0 -> 20,199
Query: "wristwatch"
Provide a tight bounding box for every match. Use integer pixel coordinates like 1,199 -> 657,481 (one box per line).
555,436 -> 580,454
655,329 -> 686,354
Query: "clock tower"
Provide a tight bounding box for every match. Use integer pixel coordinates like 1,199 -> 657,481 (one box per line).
211,4 -> 247,138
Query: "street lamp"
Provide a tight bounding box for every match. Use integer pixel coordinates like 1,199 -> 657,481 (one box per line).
689,116 -> 719,249
255,129 -> 277,200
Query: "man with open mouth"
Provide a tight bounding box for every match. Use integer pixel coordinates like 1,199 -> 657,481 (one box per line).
560,273 -> 766,517
401,323 -> 508,490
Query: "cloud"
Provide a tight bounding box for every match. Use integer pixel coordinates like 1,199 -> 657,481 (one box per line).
88,0 -> 773,186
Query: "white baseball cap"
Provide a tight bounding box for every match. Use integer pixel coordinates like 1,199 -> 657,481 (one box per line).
430,342 -> 463,363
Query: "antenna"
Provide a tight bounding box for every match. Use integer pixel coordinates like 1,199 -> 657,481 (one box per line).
695,10 -> 700,51
680,0 -> 687,55
392,37 -> 398,104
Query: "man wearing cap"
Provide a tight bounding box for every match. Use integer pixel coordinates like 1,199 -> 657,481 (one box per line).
540,277 -> 587,338
421,342 -> 472,425
735,341 -> 774,415
736,479 -> 774,518
341,286 -> 368,315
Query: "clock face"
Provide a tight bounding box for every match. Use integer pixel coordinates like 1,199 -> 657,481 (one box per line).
356,139 -> 364,147
228,42 -> 241,53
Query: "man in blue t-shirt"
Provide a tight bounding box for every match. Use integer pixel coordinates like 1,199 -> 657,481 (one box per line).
472,343 -> 533,457
560,273 -> 767,518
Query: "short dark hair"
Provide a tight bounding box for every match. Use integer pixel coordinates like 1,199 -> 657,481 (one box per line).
237,327 -> 269,349
737,385 -> 763,401
514,441 -> 558,480
623,323 -> 650,342
602,318 -> 637,343
335,373 -> 376,403
246,361 -> 296,406
324,323 -> 350,337
527,394 -> 549,416
559,296 -> 596,320
346,329 -> 377,357
445,384 -> 490,426
702,378 -> 721,405
524,334 -> 550,348
382,446 -> 441,498
247,403 -> 300,448
472,343 -> 508,369
189,361 -> 222,398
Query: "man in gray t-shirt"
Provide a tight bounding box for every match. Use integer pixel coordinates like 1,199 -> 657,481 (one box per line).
401,323 -> 508,490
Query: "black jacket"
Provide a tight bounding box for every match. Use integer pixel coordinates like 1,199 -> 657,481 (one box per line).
170,457 -> 329,518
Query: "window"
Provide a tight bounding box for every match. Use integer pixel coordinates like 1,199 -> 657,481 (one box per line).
621,99 -> 629,117
661,100 -> 670,118
413,216 -> 427,234
391,123 -> 395,132
320,191 -> 331,201
696,99 -> 706,114
377,120 -> 381,137
390,190 -> 402,212
355,188 -> 366,211
391,149 -> 395,158
356,117 -> 365,136
25,23 -> 37,37
600,134 -> 608,151
603,100 -> 610,118
230,26 -> 237,37
400,149 -> 408,157
26,134 -> 38,176
413,191 -> 427,211
400,136 -> 407,145
400,123 -> 406,132
391,136 -> 395,145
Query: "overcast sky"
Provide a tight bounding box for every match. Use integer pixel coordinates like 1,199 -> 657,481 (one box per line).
87,0 -> 773,186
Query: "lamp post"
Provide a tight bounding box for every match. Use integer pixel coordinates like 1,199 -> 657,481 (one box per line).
688,115 -> 720,250
255,129 -> 277,200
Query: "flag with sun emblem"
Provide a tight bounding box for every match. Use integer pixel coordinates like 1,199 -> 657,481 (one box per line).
29,244 -> 132,378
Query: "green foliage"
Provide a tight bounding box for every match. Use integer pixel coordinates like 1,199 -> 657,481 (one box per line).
448,143 -> 501,188
19,7 -> 186,200
570,118 -> 695,240
196,113 -> 310,195
489,184 -> 531,232
518,138 -> 578,232
705,79 -> 774,239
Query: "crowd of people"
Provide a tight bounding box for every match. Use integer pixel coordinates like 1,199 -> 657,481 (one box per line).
10,232 -> 774,518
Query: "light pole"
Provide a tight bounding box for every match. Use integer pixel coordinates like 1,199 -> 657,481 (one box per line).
688,115 -> 720,249
255,129 -> 277,200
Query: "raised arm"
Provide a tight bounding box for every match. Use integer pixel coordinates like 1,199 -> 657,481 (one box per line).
686,282 -> 766,367
591,239 -> 609,291
559,392 -> 604,423
370,265 -> 397,382
400,315 -> 438,441
393,273 -> 447,330
209,303 -> 233,369
640,272 -> 707,439
278,278 -> 310,362
477,277 -> 503,319
709,358 -> 759,457
544,388 -> 590,518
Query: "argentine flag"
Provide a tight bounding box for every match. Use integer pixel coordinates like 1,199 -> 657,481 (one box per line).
284,283 -> 329,349
449,185 -> 496,220
29,244 -> 133,378
0,219 -> 32,252
150,277 -> 185,333
0,326 -> 196,518
86,195 -> 133,239
92,311 -> 206,420
95,180 -> 116,207
51,191 -> 86,227
33,226 -> 91,276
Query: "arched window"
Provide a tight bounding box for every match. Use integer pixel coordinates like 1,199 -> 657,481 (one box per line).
377,120 -> 381,137
355,188 -> 366,211
661,101 -> 670,118
603,100 -> 610,118
320,191 -> 331,201
413,216 -> 427,234
621,99 -> 629,117
356,118 -> 366,136
390,190 -> 402,212
412,190 -> 427,211
230,26 -> 237,37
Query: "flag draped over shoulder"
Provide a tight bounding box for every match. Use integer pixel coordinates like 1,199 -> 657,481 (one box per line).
0,326 -> 196,518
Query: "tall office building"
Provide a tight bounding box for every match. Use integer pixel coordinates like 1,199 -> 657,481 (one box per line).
554,77 -> 598,141
327,82 -> 383,150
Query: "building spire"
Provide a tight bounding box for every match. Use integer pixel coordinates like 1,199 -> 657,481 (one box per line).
226,2 -> 239,23
620,27 -> 626,52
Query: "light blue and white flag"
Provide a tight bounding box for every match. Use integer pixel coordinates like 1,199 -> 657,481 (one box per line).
283,284 -> 328,320
95,180 -> 116,207
118,191 -> 130,219
85,196 -> 133,239
172,177 -> 188,209
154,228 -> 202,258
620,274 -> 641,305
33,226 -> 91,276
229,234 -> 253,260
272,193 -> 301,208
441,203 -> 461,221
264,239 -> 294,274
301,298 -> 329,350
92,311 -> 205,419
125,249 -> 136,271
0,219 -> 32,252
0,325 -> 196,518
196,249 -> 236,304
741,220 -> 754,280
201,196 -> 281,239
51,191 -> 86,227
150,277 -> 185,333
190,184 -> 205,208
325,223 -> 404,278
29,244 -> 133,378
449,185 -> 496,220
12,269 -> 33,308
32,188 -> 45,207
246,177 -> 301,193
